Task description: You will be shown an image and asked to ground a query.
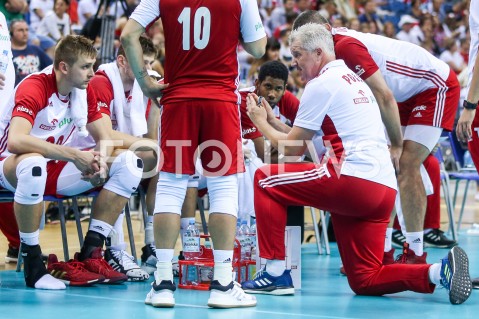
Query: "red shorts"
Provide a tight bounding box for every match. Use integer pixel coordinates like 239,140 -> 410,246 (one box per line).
398,69 -> 460,131
160,100 -> 244,176
44,160 -> 69,196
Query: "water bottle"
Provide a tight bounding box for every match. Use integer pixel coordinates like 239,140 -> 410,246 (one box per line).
0,50 -> 9,75
250,220 -> 257,260
239,220 -> 251,260
182,220 -> 200,260
463,150 -> 474,168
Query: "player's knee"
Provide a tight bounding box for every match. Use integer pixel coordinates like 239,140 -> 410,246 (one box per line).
104,151 -> 143,198
154,172 -> 189,215
207,175 -> 238,216
14,156 -> 47,205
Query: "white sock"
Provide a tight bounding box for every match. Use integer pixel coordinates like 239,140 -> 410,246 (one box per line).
89,219 -> 113,238
384,228 -> 393,252
424,228 -> 433,234
34,274 -> 66,290
147,215 -> 154,224
19,230 -> 40,246
428,263 -> 442,285
214,262 -> 233,286
213,249 -> 233,263
155,248 -> 174,262
155,261 -> 173,283
144,221 -> 154,245
266,259 -> 286,277
406,231 -> 424,256
112,212 -> 125,244
180,217 -> 195,246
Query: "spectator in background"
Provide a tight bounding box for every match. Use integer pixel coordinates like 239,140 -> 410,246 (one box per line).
36,0 -> 71,42
269,0 -> 296,32
248,37 -> 280,85
10,19 -> 52,85
295,0 -> 311,12
77,0 -> 99,28
318,0 -> 338,24
358,0 -> 383,34
439,37 -> 466,74
29,0 -> 54,31
396,14 -> 420,45
348,17 -> 361,31
382,21 -> 396,38
0,0 -> 29,23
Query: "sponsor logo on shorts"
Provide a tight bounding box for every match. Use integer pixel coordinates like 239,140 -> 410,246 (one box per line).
412,105 -> 426,113
242,127 -> 257,136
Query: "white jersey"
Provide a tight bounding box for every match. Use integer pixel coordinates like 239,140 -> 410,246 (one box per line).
294,60 -> 397,190
332,28 -> 451,103
0,68 -> 102,157
467,0 -> 479,92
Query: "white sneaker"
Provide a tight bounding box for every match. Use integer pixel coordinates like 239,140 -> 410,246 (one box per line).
145,279 -> 176,308
104,248 -> 149,281
207,280 -> 257,308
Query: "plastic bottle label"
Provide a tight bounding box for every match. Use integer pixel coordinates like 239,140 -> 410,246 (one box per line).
183,237 -> 200,252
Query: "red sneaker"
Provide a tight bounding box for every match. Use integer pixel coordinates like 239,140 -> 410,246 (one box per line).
47,254 -> 105,286
77,248 -> 128,284
382,248 -> 395,265
394,243 -> 427,264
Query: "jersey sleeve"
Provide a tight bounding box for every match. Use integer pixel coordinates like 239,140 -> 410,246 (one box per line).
293,81 -> 331,131
129,0 -> 160,29
12,75 -> 49,125
334,36 -> 378,81
89,72 -> 114,118
279,90 -> 300,124
86,85 -> 104,123
240,0 -> 267,43
240,97 -> 262,140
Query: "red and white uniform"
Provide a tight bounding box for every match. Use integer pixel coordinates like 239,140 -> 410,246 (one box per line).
255,60 -> 434,295
239,87 -> 299,140
0,68 -> 102,193
331,27 -> 460,131
130,0 -> 266,175
466,0 -> 479,168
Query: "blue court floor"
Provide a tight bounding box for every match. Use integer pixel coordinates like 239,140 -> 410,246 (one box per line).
1,235 -> 478,319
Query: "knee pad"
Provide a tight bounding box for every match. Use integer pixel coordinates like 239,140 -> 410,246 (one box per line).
14,156 -> 47,205
206,174 -> 238,216
154,172 -> 189,215
104,151 -> 143,198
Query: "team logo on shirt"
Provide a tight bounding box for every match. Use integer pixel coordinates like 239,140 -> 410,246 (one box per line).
355,65 -> 365,77
97,101 -> 108,111
242,127 -> 257,137
16,106 -> 33,116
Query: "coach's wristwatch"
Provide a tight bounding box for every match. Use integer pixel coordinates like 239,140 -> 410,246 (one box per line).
463,100 -> 478,110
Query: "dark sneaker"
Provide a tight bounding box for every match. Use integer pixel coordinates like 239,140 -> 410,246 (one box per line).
208,280 -> 257,308
472,277 -> 479,289
383,248 -> 395,265
145,278 -> 176,308
440,246 -> 472,304
391,229 -> 406,249
47,254 -> 104,286
104,248 -> 149,281
339,266 -> 347,276
394,243 -> 427,264
241,269 -> 294,295
76,248 -> 128,284
424,229 -> 457,248
5,246 -> 19,264
140,244 -> 157,275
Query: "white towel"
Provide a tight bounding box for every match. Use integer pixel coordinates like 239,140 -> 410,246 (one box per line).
97,62 -> 148,137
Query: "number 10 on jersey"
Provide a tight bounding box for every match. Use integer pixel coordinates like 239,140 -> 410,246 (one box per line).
178,7 -> 211,50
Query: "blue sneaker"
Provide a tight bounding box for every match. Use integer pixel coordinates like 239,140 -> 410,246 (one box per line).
241,268 -> 294,295
440,246 -> 472,304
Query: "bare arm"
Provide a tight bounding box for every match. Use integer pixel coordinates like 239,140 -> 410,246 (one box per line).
7,117 -> 97,174
120,19 -> 168,100
5,0 -> 28,13
246,94 -> 315,158
365,70 -> 403,172
145,100 -> 160,141
241,37 -> 267,59
457,54 -> 479,142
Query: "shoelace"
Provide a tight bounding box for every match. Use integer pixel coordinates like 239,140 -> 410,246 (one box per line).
253,268 -> 266,280
231,281 -> 251,300
111,250 -> 138,269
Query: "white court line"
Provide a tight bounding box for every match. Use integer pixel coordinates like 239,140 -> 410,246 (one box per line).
1,287 -> 361,319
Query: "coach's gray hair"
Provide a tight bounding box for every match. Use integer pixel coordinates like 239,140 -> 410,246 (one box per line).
289,23 -> 335,57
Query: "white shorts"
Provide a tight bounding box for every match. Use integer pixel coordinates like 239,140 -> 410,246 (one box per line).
402,125 -> 443,152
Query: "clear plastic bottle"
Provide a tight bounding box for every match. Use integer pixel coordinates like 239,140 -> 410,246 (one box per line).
463,150 -> 474,168
182,220 -> 200,260
250,220 -> 257,260
0,50 -> 9,75
238,220 -> 251,261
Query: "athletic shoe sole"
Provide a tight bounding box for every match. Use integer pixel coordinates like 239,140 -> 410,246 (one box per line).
207,299 -> 257,308
5,256 -> 18,264
448,247 -> 472,304
145,299 -> 175,308
243,287 -> 295,295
